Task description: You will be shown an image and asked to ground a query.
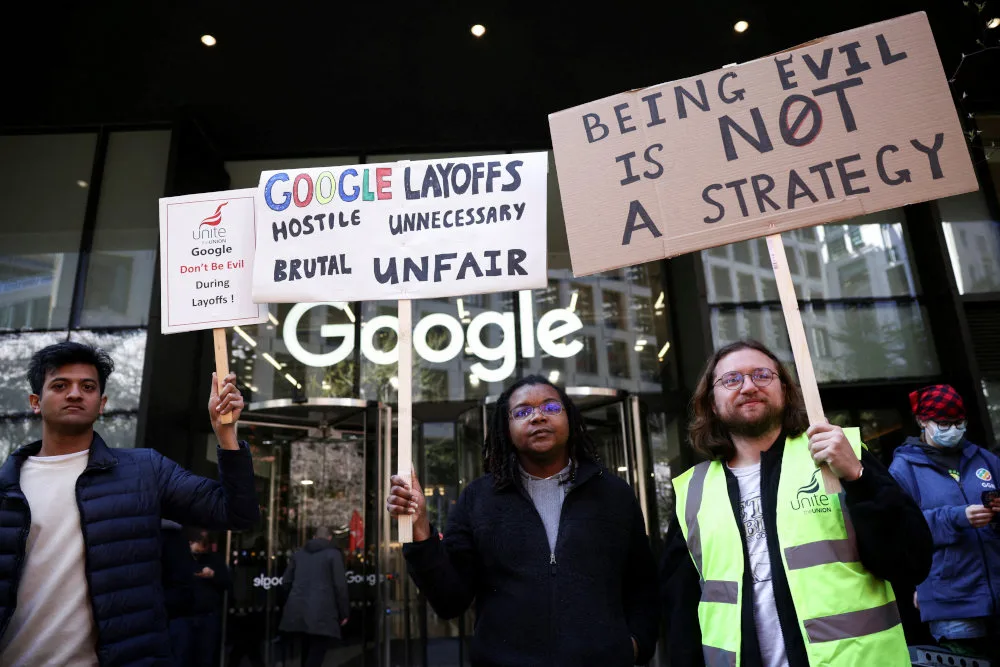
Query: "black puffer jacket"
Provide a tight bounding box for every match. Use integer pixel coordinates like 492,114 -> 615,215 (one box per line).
0,433 -> 259,666
279,539 -> 350,638
403,460 -> 660,667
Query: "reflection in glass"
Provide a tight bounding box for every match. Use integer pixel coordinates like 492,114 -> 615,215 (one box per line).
703,214 -> 916,305
0,134 -> 97,331
983,379 -> 1000,446
607,339 -> 630,379
81,131 -> 170,328
0,418 -> 42,460
940,192 -> 1000,295
0,331 -> 72,412
710,302 -> 938,382
70,329 -> 147,412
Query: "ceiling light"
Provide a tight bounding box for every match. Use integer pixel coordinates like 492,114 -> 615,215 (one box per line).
233,326 -> 257,348
267,312 -> 279,327
734,20 -> 749,33
300,479 -> 314,486
389,376 -> 399,390
469,373 -> 481,388
617,466 -> 628,472
657,340 -> 671,361
988,17 -> 1000,29
568,291 -> 578,313
261,352 -> 282,370
76,180 -> 89,188
201,34 -> 217,47
471,24 -> 486,37
548,370 -> 560,384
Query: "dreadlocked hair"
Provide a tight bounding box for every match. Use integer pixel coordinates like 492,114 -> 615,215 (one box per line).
483,375 -> 600,490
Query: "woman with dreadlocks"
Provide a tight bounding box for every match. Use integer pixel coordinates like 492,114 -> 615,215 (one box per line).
386,375 -> 659,666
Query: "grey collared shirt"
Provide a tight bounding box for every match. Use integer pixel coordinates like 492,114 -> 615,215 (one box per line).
519,462 -> 572,554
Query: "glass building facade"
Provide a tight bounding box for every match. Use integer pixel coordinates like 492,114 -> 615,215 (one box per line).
2,111 -> 1000,665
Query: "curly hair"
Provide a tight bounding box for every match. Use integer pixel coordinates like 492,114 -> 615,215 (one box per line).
689,339 -> 808,461
27,341 -> 115,396
483,375 -> 600,490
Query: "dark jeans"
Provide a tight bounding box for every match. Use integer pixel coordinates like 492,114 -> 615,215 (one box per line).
288,633 -> 333,667
226,612 -> 266,667
172,612 -> 221,667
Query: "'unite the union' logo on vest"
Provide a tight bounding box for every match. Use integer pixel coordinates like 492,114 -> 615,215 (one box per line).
789,468 -> 832,513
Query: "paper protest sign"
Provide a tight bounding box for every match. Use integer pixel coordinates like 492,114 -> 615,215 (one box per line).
251,152 -> 549,303
159,189 -> 268,334
548,12 -> 979,276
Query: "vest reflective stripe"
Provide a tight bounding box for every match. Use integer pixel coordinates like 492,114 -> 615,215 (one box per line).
674,428 -> 911,666
683,461 -> 710,576
703,645 -> 737,667
803,601 -> 902,643
674,461 -> 742,665
784,536 -> 858,570
702,580 -> 739,604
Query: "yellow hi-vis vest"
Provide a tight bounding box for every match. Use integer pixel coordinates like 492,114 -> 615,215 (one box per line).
672,429 -> 910,667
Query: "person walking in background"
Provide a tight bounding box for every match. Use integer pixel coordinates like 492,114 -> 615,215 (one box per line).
386,375 -> 660,667
889,384 -> 1000,662
278,526 -> 350,667
161,520 -> 196,666
661,340 -> 932,667
185,529 -> 231,667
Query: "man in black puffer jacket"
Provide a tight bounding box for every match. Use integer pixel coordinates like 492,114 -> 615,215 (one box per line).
0,341 -> 259,666
386,376 -> 660,667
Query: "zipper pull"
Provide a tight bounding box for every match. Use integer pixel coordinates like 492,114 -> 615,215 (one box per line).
550,552 -> 557,576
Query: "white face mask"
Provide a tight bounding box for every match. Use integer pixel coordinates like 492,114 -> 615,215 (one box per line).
925,421 -> 966,449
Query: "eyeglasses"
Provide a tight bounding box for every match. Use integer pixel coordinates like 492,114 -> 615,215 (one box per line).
714,368 -> 778,391
510,400 -> 564,421
932,420 -> 967,430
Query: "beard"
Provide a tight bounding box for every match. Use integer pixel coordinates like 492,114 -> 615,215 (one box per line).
719,399 -> 784,438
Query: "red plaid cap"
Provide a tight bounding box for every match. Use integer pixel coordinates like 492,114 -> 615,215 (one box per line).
909,384 -> 966,422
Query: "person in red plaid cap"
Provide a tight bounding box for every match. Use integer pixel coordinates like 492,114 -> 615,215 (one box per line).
889,384 -> 1000,661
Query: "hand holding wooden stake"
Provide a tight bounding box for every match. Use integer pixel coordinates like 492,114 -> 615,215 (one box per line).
213,329 -> 233,426
397,300 -> 414,543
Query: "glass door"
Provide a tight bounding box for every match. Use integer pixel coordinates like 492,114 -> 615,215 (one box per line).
223,397 -> 385,667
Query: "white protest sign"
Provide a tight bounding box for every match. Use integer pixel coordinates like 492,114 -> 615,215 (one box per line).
251,152 -> 549,303
159,189 -> 268,334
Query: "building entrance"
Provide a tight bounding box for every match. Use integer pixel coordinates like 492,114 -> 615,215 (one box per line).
219,388 -> 668,667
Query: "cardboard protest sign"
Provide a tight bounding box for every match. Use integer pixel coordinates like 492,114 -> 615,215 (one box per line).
158,189 -> 268,334
251,153 -> 549,303
548,12 -> 978,276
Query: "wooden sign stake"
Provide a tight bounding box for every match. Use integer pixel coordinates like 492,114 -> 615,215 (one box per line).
212,329 -> 233,425
397,299 -> 414,543
765,234 -> 841,494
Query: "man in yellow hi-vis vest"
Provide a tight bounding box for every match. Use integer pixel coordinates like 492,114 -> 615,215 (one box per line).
661,340 -> 932,667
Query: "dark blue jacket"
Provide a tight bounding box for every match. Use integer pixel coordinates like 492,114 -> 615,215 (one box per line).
889,437 -> 1000,622
403,460 -> 660,667
0,433 -> 259,666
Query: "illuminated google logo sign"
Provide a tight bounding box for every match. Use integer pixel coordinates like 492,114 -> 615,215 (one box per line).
283,291 -> 584,383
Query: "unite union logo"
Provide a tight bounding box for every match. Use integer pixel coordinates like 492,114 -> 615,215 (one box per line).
789,467 -> 832,513
192,202 -> 230,242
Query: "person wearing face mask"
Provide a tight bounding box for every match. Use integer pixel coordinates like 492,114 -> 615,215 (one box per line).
888,384 -> 1000,661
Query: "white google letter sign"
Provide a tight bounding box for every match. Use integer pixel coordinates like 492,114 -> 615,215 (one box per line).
283,290 -> 582,383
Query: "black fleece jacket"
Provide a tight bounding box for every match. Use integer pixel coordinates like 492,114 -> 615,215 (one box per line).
660,436 -> 933,667
403,460 -> 660,667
